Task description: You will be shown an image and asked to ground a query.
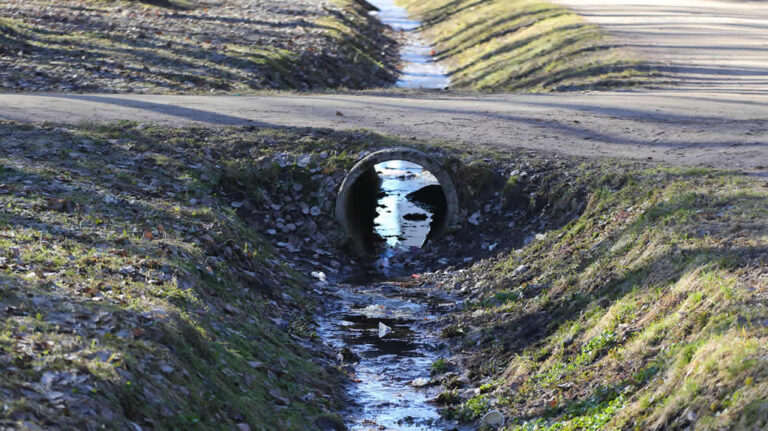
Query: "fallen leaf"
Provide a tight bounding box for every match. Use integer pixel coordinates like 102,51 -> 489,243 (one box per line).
46,197 -> 75,213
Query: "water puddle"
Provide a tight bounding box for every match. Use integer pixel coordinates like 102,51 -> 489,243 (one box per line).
317,279 -> 466,430
367,0 -> 450,89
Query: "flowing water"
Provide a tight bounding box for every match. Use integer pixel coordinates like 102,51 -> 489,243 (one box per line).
374,160 -> 439,251
315,162 -> 468,429
367,0 -> 450,89
317,279 -> 465,431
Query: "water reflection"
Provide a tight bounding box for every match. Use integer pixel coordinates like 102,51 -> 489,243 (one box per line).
374,160 -> 440,251
367,0 -> 450,89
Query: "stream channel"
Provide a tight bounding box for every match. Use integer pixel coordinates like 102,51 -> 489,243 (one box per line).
367,0 -> 450,89
317,3 -> 454,426
316,162 -> 468,430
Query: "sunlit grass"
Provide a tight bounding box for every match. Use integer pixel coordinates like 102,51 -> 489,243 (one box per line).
398,0 -> 658,91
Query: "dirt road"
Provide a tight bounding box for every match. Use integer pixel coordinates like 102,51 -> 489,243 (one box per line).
1,91 -> 765,170
1,0 -> 767,171
555,0 -> 768,92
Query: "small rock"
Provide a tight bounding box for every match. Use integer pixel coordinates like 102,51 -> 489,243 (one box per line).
480,409 -> 505,428
468,212 -> 481,226
403,213 -> 428,221
236,424 -> 251,431
224,303 -> 240,315
269,388 -> 290,406
411,377 -> 429,387
378,322 -> 392,338
512,264 -> 529,277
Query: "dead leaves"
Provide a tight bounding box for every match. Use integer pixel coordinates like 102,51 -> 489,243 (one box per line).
45,197 -> 77,213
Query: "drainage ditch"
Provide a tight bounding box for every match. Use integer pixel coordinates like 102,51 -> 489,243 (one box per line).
229,145 -> 587,429
366,0 -> 450,89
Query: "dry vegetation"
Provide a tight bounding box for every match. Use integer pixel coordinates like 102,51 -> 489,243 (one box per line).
436,165 -> 768,429
397,0 -> 660,91
0,0 -> 397,93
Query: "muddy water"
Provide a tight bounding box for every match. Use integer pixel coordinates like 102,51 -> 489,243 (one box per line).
367,0 -> 450,89
317,279 -> 466,430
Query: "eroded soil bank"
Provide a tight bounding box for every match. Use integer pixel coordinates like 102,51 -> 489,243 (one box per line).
1,120 -> 767,430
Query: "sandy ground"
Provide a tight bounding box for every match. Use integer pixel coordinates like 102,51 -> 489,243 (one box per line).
554,0 -> 768,92
0,91 -> 765,171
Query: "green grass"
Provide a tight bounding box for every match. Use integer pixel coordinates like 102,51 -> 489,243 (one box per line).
448,165 -> 768,429
0,0 -> 395,93
0,120 -> 388,429
431,357 -> 449,374
397,0 -> 658,91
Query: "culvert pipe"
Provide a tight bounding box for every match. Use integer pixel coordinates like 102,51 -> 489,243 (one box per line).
335,148 -> 460,255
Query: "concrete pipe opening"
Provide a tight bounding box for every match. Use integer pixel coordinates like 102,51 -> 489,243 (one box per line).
335,148 -> 460,256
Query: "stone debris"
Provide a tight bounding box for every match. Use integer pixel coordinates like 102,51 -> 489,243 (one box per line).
468,211 -> 482,226
480,410 -> 505,428
378,322 -> 392,338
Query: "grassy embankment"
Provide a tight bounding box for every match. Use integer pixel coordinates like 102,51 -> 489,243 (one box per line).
441,165 -> 768,429
398,0 -> 657,91
2,118 -> 765,430
0,120 -> 387,429
0,0 -> 395,92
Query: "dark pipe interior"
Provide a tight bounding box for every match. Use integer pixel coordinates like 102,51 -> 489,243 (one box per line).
345,167 -> 382,254
345,164 -> 449,255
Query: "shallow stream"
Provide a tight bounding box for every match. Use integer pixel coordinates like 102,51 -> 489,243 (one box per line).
316,162 -> 466,429
374,160 -> 438,251
367,0 -> 450,89
317,278 -> 465,430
